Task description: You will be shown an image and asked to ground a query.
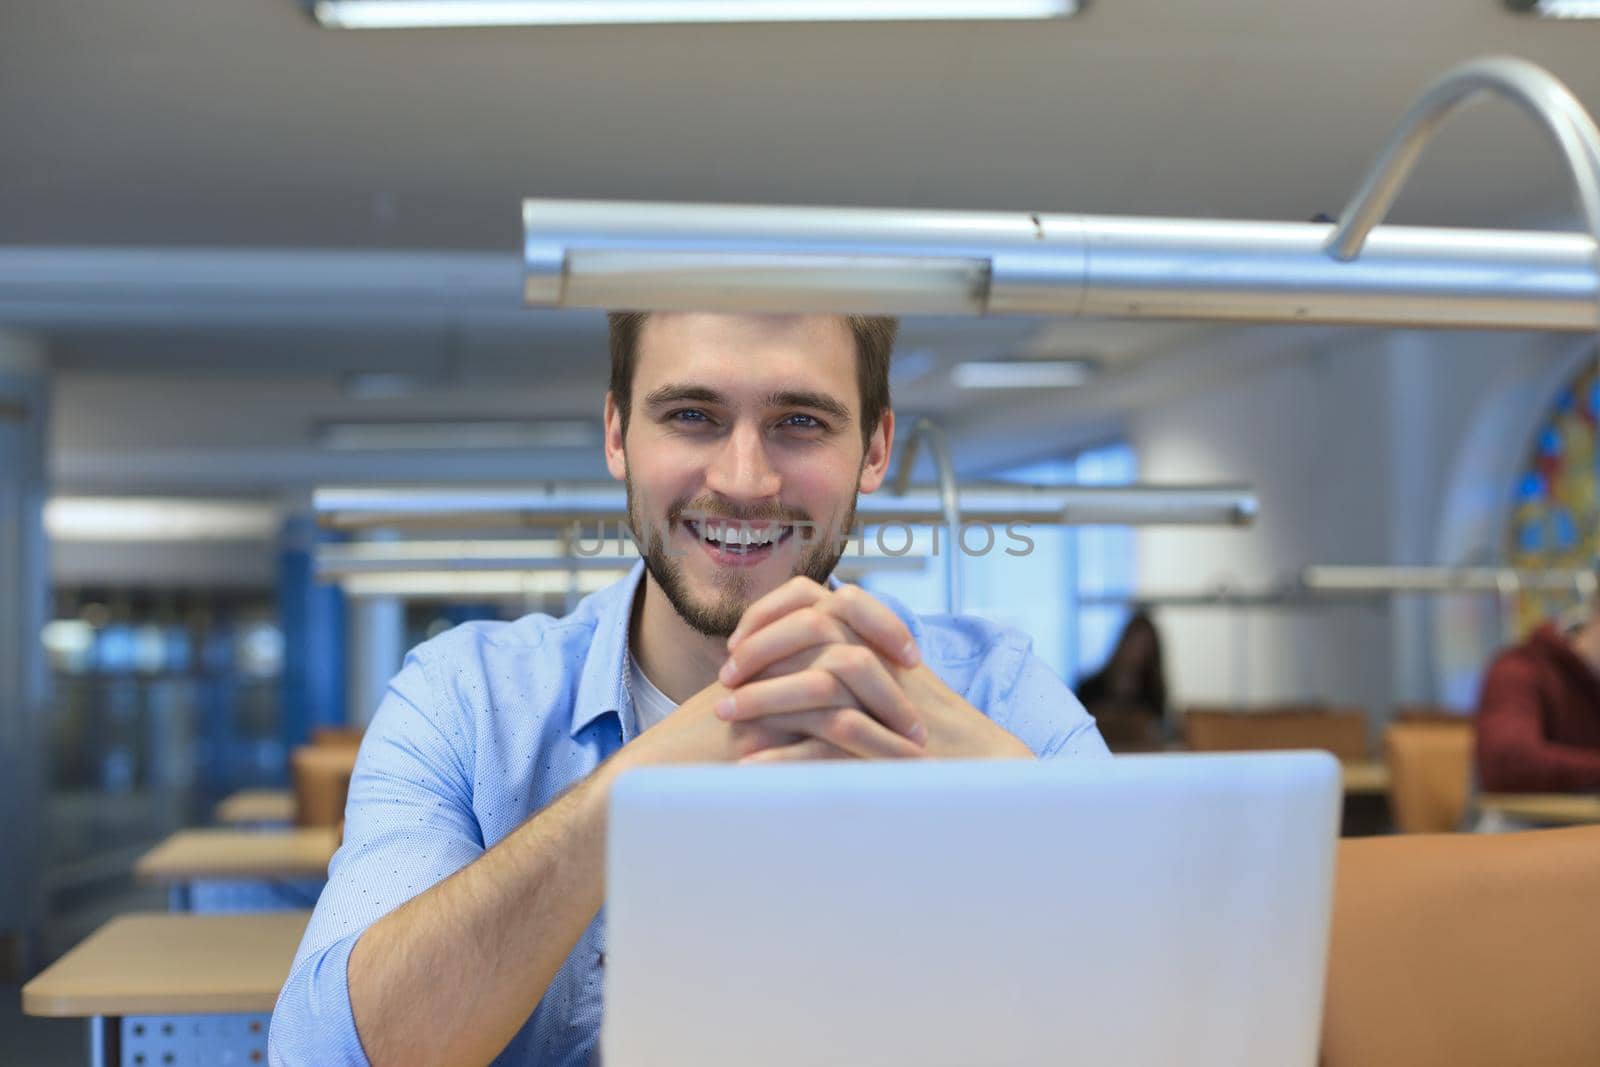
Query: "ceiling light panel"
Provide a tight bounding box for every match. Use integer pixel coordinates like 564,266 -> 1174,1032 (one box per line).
1504,0 -> 1600,17
951,360 -> 1095,389
311,1 -> 1079,28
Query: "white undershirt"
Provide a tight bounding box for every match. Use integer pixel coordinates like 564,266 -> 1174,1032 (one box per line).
628,652 -> 680,734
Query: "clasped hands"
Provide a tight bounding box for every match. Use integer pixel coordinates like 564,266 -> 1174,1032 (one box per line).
707,577 -> 1030,763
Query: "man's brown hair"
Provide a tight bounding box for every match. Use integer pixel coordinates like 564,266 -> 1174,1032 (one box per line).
607,312 -> 897,450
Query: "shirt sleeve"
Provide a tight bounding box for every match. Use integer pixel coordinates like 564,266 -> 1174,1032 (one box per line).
977,632 -> 1111,760
1475,655 -> 1600,792
269,647 -> 485,1067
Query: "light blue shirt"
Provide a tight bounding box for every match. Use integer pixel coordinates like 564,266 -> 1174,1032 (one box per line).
268,563 -> 1107,1066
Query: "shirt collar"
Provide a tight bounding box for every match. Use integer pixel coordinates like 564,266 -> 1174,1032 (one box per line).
567,560 -> 849,740
570,560 -> 647,740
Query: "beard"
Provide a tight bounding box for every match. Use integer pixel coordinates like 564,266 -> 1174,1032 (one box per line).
625,477 -> 857,639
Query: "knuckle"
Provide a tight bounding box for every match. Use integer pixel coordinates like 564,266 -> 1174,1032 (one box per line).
831,710 -> 866,746
801,608 -> 830,641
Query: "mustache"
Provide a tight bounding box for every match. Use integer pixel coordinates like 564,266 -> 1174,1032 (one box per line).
667,499 -> 812,525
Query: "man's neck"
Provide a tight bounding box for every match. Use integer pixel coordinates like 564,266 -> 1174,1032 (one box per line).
629,574 -> 729,704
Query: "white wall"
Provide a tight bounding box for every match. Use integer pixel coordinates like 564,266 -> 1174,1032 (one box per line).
1129,326 -> 1581,720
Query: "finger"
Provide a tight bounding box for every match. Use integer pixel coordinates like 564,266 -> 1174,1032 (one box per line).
716,669 -> 853,721
817,585 -> 920,669
740,736 -> 853,764
719,606 -> 849,687
726,575 -> 826,650
729,722 -> 805,761
720,649 -> 926,746
754,708 -> 926,760
815,644 -> 926,744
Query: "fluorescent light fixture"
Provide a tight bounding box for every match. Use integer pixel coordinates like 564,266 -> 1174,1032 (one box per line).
340,570 -> 629,599
335,558 -> 923,598
1301,565 -> 1595,593
311,1 -> 1078,29
1505,0 -> 1600,16
559,250 -> 988,315
522,198 -> 1600,331
316,418 -> 600,451
951,359 -> 1095,390
45,498 -> 280,542
316,536 -> 925,577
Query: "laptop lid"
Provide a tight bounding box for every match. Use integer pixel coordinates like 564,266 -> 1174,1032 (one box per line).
604,752 -> 1341,1067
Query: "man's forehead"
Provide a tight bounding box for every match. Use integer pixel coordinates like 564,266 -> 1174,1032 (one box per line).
636,312 -> 853,357
632,313 -> 856,398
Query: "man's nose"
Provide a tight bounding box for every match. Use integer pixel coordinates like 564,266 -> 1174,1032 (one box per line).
704,422 -> 781,502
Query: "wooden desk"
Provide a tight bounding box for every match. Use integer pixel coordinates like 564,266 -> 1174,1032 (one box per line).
136,828 -> 337,910
136,828 -> 337,884
1340,760 -> 1391,796
22,911 -> 309,1066
1477,792 -> 1600,826
214,789 -> 294,825
24,911 -> 309,1017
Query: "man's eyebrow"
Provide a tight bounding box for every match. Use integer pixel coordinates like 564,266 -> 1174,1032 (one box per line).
768,390 -> 852,423
643,385 -> 726,407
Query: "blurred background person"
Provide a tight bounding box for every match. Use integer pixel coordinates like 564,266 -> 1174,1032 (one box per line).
1475,576 -> 1600,794
1074,610 -> 1168,752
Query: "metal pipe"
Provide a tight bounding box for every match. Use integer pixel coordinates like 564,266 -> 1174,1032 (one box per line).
523,202 -> 1600,331
1326,56 -> 1600,268
314,537 -> 931,575
1301,564 -> 1594,593
890,418 -> 961,613
317,547 -> 639,576
333,556 -> 928,599
1076,589 -> 1323,609
313,483 -> 1258,529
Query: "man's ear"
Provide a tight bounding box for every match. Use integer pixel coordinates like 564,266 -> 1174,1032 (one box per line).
603,392 -> 627,482
857,409 -> 895,493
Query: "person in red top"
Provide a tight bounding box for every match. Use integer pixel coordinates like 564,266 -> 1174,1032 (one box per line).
1475,601 -> 1600,793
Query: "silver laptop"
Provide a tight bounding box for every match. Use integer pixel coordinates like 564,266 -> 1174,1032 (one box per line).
604,752 -> 1341,1067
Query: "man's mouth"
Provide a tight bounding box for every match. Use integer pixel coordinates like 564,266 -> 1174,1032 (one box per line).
682,518 -> 797,564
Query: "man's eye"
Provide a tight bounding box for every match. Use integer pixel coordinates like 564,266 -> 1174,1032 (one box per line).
781,414 -> 824,430
669,409 -> 710,424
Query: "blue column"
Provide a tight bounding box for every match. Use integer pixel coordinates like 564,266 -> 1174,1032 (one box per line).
0,332 -> 48,968
278,515 -> 347,754
346,531 -> 405,730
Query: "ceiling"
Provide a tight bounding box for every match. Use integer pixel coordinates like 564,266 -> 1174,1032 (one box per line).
5,0 -> 1598,489
5,0 -> 1596,247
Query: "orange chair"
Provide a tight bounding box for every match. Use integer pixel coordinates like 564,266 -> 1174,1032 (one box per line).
1322,827 -> 1600,1067
1183,706 -> 1369,761
311,725 -> 365,748
1383,719 -> 1475,833
291,744 -> 358,830
1394,704 -> 1472,726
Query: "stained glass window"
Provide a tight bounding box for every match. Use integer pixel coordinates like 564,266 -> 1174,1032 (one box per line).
1507,357 -> 1599,634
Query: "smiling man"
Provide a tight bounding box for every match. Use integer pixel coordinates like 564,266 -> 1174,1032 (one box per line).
269,313 -> 1108,1067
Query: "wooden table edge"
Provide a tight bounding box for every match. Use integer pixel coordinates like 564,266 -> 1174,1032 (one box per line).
215,790 -> 295,824
21,988 -> 282,1018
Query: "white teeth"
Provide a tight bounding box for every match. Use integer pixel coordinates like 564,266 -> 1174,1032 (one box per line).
697,522 -> 784,549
